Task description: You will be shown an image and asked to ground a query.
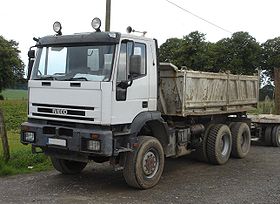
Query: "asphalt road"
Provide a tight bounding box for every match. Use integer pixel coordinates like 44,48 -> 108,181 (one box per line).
1,144 -> 280,204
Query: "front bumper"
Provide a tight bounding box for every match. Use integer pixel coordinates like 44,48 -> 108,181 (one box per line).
20,121 -> 113,157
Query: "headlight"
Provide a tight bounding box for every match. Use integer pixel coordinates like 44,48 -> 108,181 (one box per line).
87,140 -> 101,151
24,132 -> 35,143
53,21 -> 62,35
91,18 -> 101,31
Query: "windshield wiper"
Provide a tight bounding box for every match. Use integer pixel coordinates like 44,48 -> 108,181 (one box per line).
34,76 -> 57,80
64,77 -> 88,81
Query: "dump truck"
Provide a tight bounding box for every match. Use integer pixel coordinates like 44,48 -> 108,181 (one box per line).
21,18 -> 278,189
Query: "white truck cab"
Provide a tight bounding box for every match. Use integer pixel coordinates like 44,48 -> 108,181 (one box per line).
28,33 -> 158,126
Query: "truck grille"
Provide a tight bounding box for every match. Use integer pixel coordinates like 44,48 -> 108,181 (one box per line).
32,103 -> 95,122
32,103 -> 94,110
37,108 -> 85,116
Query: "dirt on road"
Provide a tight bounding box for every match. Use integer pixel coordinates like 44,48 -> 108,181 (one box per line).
0,144 -> 280,204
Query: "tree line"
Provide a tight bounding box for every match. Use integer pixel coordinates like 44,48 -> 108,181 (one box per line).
159,31 -> 280,83
0,35 -> 25,95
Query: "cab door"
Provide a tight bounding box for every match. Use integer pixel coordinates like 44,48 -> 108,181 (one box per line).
111,40 -> 149,124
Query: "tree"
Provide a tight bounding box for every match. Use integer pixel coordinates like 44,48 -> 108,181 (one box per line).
159,31 -> 261,75
259,84 -> 274,101
159,31 -> 212,71
159,38 -> 184,65
212,32 -> 261,75
0,36 -> 24,93
261,37 -> 280,81
261,37 -> 280,113
0,36 -> 23,163
176,31 -> 213,71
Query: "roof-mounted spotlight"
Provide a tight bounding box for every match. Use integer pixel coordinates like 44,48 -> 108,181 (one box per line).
126,26 -> 133,34
53,21 -> 62,35
91,17 -> 101,32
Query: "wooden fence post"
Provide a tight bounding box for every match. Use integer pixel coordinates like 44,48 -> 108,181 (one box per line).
0,109 -> 10,163
275,68 -> 280,115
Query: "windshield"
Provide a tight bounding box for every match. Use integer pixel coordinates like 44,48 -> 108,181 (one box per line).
31,45 -> 115,81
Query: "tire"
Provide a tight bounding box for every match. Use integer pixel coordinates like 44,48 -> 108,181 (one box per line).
193,124 -> 215,162
271,126 -> 280,147
228,122 -> 236,129
264,126 -> 273,146
206,124 -> 232,165
50,157 -> 87,174
123,136 -> 164,189
230,122 -> 251,158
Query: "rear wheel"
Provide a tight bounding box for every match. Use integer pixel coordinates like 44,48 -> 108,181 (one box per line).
123,136 -> 164,189
51,157 -> 87,174
193,124 -> 214,162
206,124 -> 232,165
230,122 -> 251,158
271,126 -> 280,147
264,126 -> 273,146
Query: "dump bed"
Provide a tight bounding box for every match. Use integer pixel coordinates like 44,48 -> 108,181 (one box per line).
158,63 -> 259,116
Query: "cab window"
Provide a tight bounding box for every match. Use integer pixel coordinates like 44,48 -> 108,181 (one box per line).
117,41 -> 146,82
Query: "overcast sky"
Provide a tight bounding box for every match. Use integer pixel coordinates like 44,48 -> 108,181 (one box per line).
1,0 -> 280,69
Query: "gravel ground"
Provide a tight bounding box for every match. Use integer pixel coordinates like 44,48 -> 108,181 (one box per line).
0,144 -> 280,204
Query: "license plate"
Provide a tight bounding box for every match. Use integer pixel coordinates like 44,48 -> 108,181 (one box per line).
48,138 -> 66,147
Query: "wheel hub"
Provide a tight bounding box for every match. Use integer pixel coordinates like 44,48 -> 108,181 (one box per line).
220,134 -> 230,156
241,132 -> 249,152
277,130 -> 280,144
142,150 -> 159,178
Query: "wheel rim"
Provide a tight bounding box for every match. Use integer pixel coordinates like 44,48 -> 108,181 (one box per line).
220,133 -> 230,156
276,128 -> 280,144
276,129 -> 280,144
142,148 -> 159,179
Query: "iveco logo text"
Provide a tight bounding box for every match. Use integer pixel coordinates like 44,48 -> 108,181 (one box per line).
52,108 -> 68,115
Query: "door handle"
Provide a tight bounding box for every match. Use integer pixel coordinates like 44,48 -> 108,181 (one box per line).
142,101 -> 148,108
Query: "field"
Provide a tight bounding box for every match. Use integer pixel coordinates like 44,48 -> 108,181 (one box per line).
250,99 -> 275,114
1,89 -> 28,100
0,90 -> 51,176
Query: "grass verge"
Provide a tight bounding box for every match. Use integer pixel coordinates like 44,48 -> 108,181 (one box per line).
1,89 -> 27,100
249,100 -> 275,115
0,100 -> 52,176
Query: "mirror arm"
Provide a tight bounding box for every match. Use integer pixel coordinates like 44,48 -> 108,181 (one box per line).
117,78 -> 133,89
127,76 -> 133,87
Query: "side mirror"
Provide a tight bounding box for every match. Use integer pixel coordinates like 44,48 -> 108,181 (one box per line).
129,55 -> 142,77
28,50 -> 35,58
27,49 -> 35,80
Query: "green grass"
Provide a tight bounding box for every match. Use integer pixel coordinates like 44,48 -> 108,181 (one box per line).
249,100 -> 275,115
1,89 -> 27,100
0,100 -> 52,176
0,100 -> 28,131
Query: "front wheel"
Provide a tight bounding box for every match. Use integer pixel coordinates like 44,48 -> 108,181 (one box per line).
123,136 -> 164,189
50,157 -> 87,174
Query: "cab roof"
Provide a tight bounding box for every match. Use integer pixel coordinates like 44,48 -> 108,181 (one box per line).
36,31 -> 155,47
37,32 -> 121,46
